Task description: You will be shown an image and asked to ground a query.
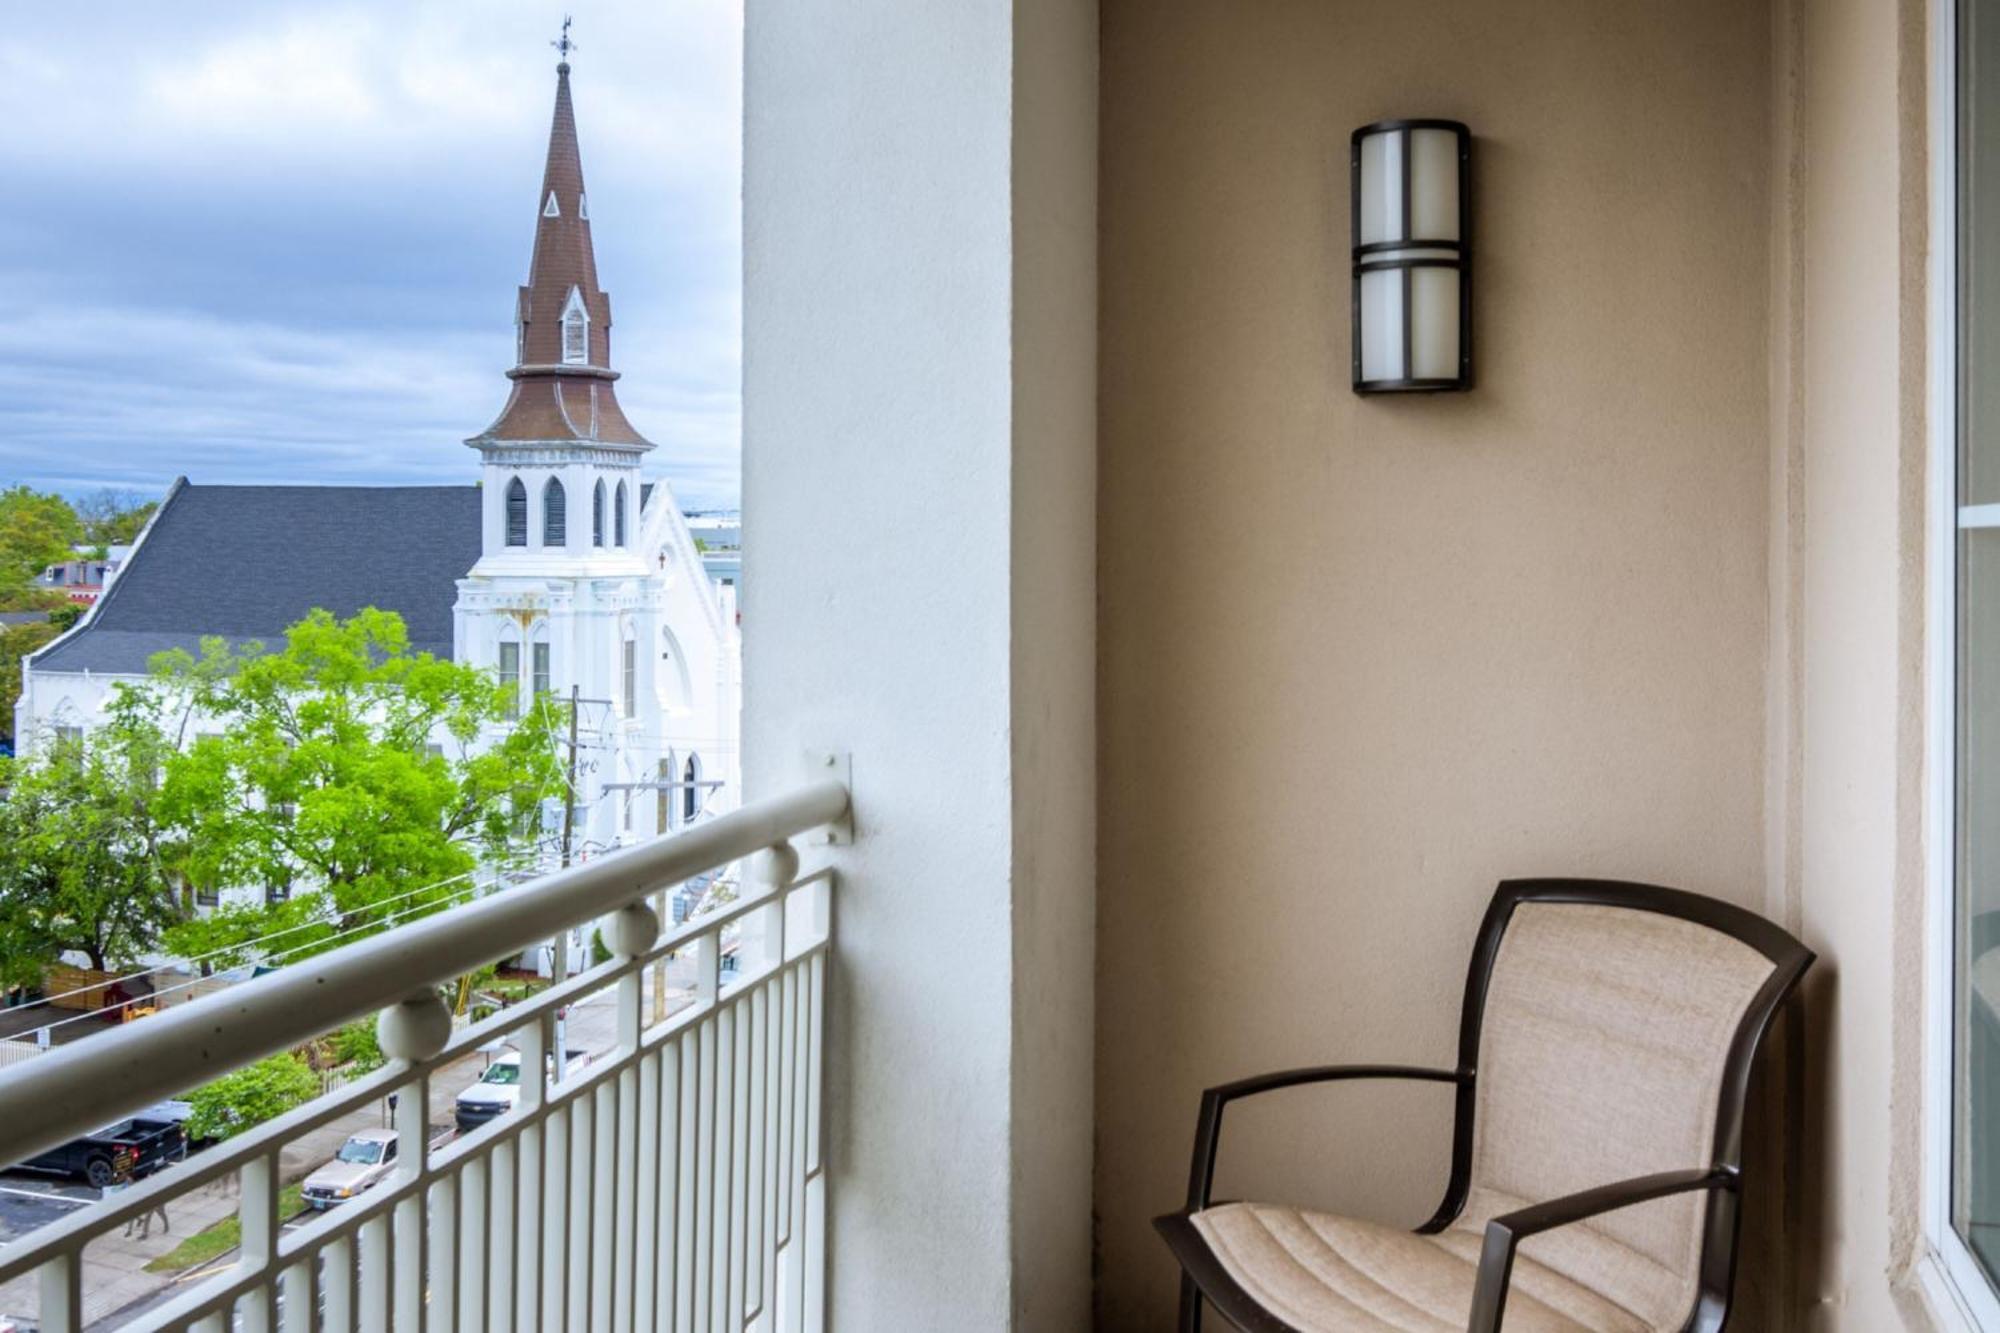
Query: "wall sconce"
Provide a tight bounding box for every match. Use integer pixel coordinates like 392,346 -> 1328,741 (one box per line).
1351,119 -> 1471,393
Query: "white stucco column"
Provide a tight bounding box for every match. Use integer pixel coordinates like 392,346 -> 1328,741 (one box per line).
742,0 -> 1097,1327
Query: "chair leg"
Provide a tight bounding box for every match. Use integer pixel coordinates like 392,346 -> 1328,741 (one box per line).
1180,1270 -> 1203,1332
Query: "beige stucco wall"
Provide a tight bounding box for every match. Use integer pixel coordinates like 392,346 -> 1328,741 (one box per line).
1094,0 -> 1778,1326
1779,0 -> 1935,1326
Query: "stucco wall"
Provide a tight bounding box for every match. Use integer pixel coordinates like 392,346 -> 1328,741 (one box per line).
743,0 -> 1097,1326
1781,0 -> 1934,1326
1095,1 -> 1777,1326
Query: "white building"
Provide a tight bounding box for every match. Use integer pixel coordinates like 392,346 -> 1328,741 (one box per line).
18,58 -> 739,867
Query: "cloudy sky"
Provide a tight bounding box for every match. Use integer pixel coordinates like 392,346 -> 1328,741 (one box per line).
0,1 -> 743,509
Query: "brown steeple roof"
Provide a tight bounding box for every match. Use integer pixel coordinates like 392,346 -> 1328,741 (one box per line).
470,59 -> 653,450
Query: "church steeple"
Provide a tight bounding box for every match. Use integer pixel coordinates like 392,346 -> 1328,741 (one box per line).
470,43 -> 652,450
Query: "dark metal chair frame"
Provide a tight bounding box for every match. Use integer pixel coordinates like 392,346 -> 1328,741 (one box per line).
1154,878 -> 1814,1333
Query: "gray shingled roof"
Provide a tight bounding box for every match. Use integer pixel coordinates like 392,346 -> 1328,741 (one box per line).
34,481 -> 480,676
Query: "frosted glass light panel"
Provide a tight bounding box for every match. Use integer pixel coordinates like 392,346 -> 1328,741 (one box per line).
1351,119 -> 1471,392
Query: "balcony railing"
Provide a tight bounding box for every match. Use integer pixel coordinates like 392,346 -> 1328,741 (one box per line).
0,778 -> 849,1332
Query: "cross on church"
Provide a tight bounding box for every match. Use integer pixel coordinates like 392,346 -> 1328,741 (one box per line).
552,15 -> 577,63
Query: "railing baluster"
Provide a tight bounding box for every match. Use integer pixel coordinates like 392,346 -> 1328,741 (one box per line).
38,1250 -> 80,1333
633,1045 -> 662,1331
593,1078 -> 618,1326
459,1155 -> 488,1333
745,982 -> 768,1328
515,1011 -> 548,1327
542,1103 -> 571,1333
282,1254 -> 318,1333
568,1087 -> 596,1331
675,1026 -> 699,1333
694,1011 -> 717,1333
804,953 -> 827,1330
393,1073 -> 428,1332
358,1212 -> 390,1331
729,996 -> 751,1332
323,1233 -> 356,1333
720,1000 -> 744,1328
236,1149 -> 281,1333
429,1174 -> 458,1332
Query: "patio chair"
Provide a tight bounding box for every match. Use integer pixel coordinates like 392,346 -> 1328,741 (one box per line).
1156,878 -> 1812,1333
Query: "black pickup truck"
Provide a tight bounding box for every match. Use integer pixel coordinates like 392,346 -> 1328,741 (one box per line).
14,1115 -> 186,1188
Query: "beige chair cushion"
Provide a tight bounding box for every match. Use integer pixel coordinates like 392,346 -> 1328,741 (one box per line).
1190,1202 -> 1649,1332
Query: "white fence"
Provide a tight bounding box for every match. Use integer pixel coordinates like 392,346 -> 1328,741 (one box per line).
0,779 -> 848,1332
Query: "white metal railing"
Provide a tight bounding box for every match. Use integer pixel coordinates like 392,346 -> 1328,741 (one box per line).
0,778 -> 848,1332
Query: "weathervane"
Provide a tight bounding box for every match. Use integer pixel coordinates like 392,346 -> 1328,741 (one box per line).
552,14 -> 577,64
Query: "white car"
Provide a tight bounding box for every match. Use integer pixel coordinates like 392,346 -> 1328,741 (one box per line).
454,1048 -> 591,1133
300,1130 -> 399,1210
302,1125 -> 455,1209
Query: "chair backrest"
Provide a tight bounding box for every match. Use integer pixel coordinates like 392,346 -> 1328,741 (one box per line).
1445,881 -> 1810,1332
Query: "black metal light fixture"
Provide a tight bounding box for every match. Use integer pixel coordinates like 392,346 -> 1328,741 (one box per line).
1351,119 -> 1471,393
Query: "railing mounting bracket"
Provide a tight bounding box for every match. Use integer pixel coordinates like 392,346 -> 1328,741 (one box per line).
809,749 -> 855,844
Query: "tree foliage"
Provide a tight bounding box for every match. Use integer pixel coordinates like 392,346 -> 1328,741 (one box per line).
0,719 -> 177,980
0,486 -> 81,603
0,618 -> 60,749
129,607 -> 564,960
71,488 -> 158,548
184,1051 -> 321,1142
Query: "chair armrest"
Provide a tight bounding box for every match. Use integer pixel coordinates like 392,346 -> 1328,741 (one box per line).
1183,1064 -> 1463,1211
1465,1166 -> 1737,1333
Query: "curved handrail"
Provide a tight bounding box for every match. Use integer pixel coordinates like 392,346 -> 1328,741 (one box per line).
0,778 -> 850,1171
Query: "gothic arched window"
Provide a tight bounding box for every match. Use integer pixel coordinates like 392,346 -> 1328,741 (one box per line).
683,752 -> 702,823
505,477 -> 527,547
543,478 -> 567,546
593,479 -> 606,547
615,480 -> 629,547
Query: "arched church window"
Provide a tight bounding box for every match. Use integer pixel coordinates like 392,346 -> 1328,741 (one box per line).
497,634 -> 522,720
615,480 -> 629,546
505,477 -> 527,547
683,753 -> 702,823
593,480 -> 606,547
543,478 -> 567,546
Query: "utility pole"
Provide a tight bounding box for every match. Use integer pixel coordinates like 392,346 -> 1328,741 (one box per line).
554,683 -> 580,1075
559,683 -> 580,869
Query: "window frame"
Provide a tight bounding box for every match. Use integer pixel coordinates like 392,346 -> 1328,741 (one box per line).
621,634 -> 637,717
543,477 -> 567,548
1927,0 -> 2000,1323
498,639 -> 522,721
561,286 -> 589,365
505,476 -> 528,547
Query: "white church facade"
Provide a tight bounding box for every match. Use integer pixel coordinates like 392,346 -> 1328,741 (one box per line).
17,57 -> 740,876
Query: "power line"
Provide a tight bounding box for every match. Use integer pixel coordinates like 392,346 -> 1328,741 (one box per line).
10,865 -> 497,1018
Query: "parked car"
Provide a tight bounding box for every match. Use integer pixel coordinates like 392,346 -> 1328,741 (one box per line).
301,1124 -> 455,1210
454,1048 -> 592,1133
14,1115 -> 185,1189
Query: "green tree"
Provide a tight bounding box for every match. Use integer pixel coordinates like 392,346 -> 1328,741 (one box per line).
184,1051 -> 321,1142
130,607 -> 563,959
0,618 -> 60,749
0,718 -> 177,981
0,487 -> 81,606
72,488 -> 158,548
329,1019 -> 384,1075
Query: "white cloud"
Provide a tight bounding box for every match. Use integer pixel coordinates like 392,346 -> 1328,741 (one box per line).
0,0 -> 743,508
